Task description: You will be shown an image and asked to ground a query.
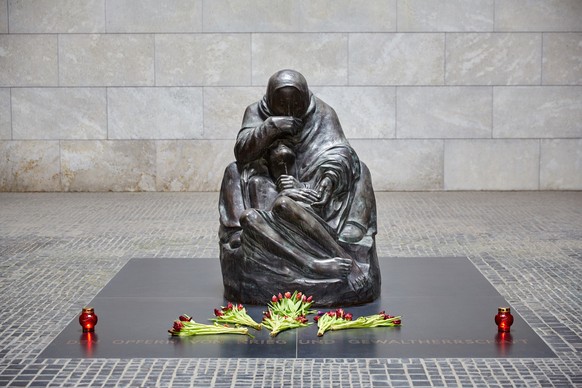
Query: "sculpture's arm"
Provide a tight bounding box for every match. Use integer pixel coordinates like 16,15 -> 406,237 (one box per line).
235,108 -> 302,165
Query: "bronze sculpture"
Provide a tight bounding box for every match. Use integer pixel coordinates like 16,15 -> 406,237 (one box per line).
219,69 -> 380,306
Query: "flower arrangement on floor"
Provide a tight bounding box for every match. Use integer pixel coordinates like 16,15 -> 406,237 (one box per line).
261,291 -> 315,337
167,314 -> 251,337
211,302 -> 262,330
167,291 -> 401,338
315,309 -> 402,337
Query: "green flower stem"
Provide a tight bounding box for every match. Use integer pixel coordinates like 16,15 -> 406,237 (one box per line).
171,321 -> 251,337
317,313 -> 402,336
211,306 -> 262,330
316,314 -> 337,337
262,313 -> 310,337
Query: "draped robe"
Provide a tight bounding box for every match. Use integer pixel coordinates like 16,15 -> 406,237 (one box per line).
218,72 -> 380,306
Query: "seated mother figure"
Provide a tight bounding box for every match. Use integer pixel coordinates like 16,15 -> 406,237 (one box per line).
219,69 -> 380,306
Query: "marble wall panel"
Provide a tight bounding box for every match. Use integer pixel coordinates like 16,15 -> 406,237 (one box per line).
108,88 -> 203,140
446,33 -> 542,85
312,86 -> 396,139
12,88 -> 107,140
0,0 -> 7,33
299,0 -> 396,32
350,139 -> 444,190
8,0 -> 105,33
106,0 -> 202,33
59,34 -> 154,86
398,0 -> 494,32
397,87 -> 492,139
61,140 -> 156,191
444,139 -> 540,190
0,140 -> 61,191
0,35 -> 58,86
493,86 -> 582,138
156,140 -> 235,191
543,33 -> 582,85
252,33 -> 348,86
0,89 -> 10,139
203,0 -> 298,32
540,139 -> 582,190
156,34 -> 251,86
495,0 -> 582,32
349,33 -> 445,85
203,87 -> 264,139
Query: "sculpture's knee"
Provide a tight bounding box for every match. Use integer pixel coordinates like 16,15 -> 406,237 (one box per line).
272,195 -> 293,217
239,208 -> 261,229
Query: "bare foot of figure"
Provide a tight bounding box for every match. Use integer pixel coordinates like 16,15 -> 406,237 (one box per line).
308,257 -> 352,279
347,262 -> 368,291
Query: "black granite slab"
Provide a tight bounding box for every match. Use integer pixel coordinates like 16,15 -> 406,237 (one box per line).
40,257 -> 556,359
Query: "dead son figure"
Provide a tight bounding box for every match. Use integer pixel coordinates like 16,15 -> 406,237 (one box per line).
219,69 -> 380,306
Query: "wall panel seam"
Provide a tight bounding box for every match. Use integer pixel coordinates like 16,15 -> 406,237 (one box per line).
5,0 -> 9,33
538,139 -> 542,190
9,87 -> 13,140
490,86 -> 494,139
540,32 -> 545,85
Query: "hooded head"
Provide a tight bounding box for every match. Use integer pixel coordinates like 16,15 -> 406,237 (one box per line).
264,69 -> 310,118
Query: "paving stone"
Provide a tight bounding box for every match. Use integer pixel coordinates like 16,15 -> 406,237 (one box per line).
0,192 -> 580,386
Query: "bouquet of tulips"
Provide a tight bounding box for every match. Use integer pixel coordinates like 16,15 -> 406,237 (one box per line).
262,291 -> 316,337
316,309 -> 402,336
211,302 -> 262,330
167,291 -> 403,339
168,314 -> 251,337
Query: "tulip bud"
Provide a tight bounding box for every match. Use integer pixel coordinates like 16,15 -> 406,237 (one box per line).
272,295 -> 278,303
392,319 -> 401,325
306,296 -> 313,303
278,293 -> 283,301
225,302 -> 234,311
284,291 -> 292,299
344,313 -> 353,321
301,295 -> 307,302
179,314 -> 191,322
237,304 -> 244,310
173,320 -> 184,331
214,309 -> 224,317
296,292 -> 302,300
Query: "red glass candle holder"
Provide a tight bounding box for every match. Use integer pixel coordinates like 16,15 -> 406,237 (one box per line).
495,307 -> 514,332
79,307 -> 98,332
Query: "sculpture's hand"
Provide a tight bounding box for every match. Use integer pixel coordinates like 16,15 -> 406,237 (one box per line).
268,116 -> 303,136
312,176 -> 334,207
276,174 -> 302,191
280,188 -> 320,204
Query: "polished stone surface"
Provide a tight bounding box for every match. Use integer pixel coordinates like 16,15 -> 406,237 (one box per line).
40,257 -> 554,359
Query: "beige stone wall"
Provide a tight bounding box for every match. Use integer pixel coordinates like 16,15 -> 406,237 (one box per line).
0,0 -> 581,191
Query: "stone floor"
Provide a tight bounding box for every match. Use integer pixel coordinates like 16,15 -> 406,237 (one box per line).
0,191 -> 580,387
